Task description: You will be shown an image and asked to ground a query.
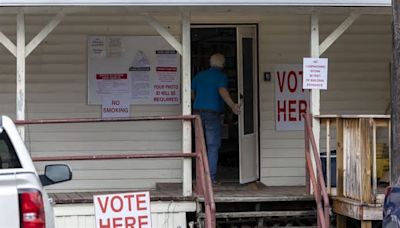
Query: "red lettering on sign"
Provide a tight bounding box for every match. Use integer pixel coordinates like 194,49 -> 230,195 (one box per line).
112,100 -> 120,105
277,71 -> 286,93
138,215 -> 149,228
99,218 -> 111,228
288,100 -> 297,121
299,71 -> 305,92
97,197 -> 109,213
277,100 -> 286,122
299,100 -> 308,121
287,71 -> 297,93
125,217 -> 136,228
112,217 -> 123,228
123,194 -> 135,211
111,196 -> 123,212
136,194 -> 147,211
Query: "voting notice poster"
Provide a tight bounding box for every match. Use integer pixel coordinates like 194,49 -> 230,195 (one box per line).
88,36 -> 180,105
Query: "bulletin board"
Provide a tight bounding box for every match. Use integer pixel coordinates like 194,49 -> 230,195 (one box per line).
88,36 -> 181,105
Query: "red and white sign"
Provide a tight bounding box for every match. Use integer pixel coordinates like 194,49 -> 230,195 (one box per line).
96,73 -> 130,95
102,95 -> 130,118
275,65 -> 310,131
303,58 -> 328,90
94,192 -> 152,228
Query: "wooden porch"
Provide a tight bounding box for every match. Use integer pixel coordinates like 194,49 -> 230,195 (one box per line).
50,184 -> 317,227
317,115 -> 390,227
49,183 -> 312,205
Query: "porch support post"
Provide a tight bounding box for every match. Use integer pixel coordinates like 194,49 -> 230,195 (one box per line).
144,14 -> 183,55
392,0 -> 400,185
181,10 -> 192,196
310,12 -> 320,166
16,10 -> 25,140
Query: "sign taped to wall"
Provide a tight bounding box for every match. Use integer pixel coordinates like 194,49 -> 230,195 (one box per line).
88,36 -> 181,105
275,64 -> 310,131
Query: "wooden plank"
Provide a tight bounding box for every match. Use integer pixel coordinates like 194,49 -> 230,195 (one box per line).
360,118 -> 372,204
326,119 -> 331,193
372,120 -> 377,201
361,221 -> 372,228
336,118 -> 344,197
333,198 -> 362,220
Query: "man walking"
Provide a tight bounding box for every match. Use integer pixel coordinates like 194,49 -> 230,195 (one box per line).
192,53 -> 240,183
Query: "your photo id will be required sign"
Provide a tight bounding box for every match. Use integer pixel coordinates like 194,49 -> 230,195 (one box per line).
94,192 -> 151,228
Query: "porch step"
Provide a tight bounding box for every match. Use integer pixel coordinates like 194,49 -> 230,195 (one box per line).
198,210 -> 316,219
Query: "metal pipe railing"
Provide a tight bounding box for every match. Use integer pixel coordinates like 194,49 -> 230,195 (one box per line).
16,115 -> 216,228
304,113 -> 330,228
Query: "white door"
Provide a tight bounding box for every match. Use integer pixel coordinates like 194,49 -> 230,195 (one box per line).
237,26 -> 259,184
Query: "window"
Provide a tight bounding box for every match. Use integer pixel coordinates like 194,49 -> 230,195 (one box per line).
0,128 -> 22,169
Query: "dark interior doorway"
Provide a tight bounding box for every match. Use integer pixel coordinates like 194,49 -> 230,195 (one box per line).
191,27 -> 239,182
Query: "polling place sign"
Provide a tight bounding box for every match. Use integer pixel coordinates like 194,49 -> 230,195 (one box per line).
275,65 -> 309,131
94,192 -> 152,228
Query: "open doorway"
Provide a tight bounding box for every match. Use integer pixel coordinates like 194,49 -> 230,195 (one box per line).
191,25 -> 259,184
191,27 -> 240,182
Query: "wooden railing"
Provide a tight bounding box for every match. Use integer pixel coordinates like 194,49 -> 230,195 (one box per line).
304,114 -> 330,228
15,115 -> 216,228
316,115 -> 390,203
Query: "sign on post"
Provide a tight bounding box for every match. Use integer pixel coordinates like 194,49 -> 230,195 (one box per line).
275,65 -> 310,131
94,192 -> 152,228
303,58 -> 328,90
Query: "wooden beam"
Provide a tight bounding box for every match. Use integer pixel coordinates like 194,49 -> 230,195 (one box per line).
25,10 -> 65,58
144,14 -> 183,55
310,13 -> 320,184
319,13 -> 360,55
16,10 -> 25,141
0,31 -> 16,56
360,119 -> 372,204
392,0 -> 400,186
336,118 -> 344,197
181,10 -> 192,197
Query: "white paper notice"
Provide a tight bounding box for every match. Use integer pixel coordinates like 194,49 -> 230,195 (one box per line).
303,58 -> 328,90
89,37 -> 106,58
96,73 -> 129,95
130,51 -> 151,102
154,50 -> 180,104
102,95 -> 130,118
106,37 -> 123,57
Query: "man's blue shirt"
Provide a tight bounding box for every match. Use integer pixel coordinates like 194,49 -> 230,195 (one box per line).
191,67 -> 228,113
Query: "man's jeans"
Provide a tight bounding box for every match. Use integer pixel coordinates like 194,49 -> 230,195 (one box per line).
198,111 -> 222,182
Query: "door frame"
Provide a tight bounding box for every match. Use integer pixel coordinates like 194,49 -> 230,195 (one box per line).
190,24 -> 261,182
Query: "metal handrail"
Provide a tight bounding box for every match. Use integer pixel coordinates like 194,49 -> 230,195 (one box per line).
304,113 -> 330,228
15,115 -> 216,228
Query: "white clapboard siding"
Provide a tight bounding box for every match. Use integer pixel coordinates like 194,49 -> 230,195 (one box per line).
0,8 -> 392,189
0,13 -> 184,192
258,13 -> 391,186
54,202 -> 196,228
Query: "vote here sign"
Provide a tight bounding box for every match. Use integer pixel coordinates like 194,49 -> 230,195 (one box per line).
94,192 -> 152,228
274,65 -> 310,131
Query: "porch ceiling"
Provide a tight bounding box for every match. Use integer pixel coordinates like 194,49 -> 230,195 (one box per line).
0,5 -> 392,16
0,0 -> 391,7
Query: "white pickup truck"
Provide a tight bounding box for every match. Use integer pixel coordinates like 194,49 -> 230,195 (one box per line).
0,116 -> 72,228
